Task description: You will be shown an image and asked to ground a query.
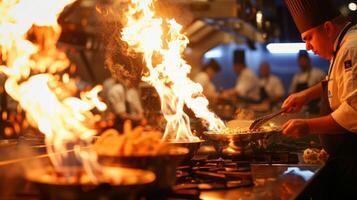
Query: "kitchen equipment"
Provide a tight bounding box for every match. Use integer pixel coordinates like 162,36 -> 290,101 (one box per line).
98,146 -> 188,189
249,109 -> 286,131
204,120 -> 281,156
166,140 -> 205,162
175,158 -> 253,191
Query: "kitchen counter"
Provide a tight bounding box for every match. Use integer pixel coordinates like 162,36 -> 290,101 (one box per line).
200,164 -> 321,200
0,139 -> 323,200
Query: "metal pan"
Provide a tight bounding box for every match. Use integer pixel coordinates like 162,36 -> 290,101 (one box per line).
166,140 -> 205,162
204,120 -> 281,141
98,146 -> 189,189
203,120 -> 281,156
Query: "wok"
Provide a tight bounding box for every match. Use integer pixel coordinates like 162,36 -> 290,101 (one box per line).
204,120 -> 282,156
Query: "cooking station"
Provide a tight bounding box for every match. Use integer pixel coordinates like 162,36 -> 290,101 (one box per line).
0,138 -> 321,200
1,0 -> 352,199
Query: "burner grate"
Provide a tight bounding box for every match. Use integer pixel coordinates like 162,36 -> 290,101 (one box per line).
173,151 -> 299,194
175,158 -> 253,191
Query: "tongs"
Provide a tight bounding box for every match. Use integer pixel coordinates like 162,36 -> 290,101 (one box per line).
249,108 -> 286,131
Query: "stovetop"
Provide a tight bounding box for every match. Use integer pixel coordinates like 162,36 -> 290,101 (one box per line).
1,150 -> 300,200
175,158 -> 253,191
143,152 -> 299,200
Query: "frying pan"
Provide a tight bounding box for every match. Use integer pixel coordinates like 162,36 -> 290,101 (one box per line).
203,120 -> 282,156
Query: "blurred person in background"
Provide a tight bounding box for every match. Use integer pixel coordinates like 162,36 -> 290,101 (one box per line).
289,50 -> 325,94
193,59 -> 221,104
282,0 -> 357,198
222,49 -> 260,103
289,50 -> 325,113
102,77 -> 145,130
257,62 -> 285,109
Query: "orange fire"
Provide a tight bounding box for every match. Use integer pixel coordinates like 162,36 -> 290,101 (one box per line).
0,0 -> 109,184
121,0 -> 225,141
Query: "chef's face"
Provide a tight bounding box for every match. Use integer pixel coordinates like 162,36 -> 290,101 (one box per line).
301,24 -> 334,59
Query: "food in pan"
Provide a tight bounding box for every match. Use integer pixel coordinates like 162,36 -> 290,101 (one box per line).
94,121 -> 175,156
303,148 -> 329,164
219,123 -> 280,135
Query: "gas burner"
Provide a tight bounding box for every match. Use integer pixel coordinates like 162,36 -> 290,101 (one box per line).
173,151 -> 299,194
174,158 -> 253,192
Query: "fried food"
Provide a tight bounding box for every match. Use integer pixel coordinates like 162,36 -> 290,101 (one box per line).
303,148 -> 328,164
94,121 -> 174,156
220,124 -> 279,135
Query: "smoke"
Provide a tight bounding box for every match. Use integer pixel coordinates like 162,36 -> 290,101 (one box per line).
98,1 -> 194,88
96,2 -> 145,88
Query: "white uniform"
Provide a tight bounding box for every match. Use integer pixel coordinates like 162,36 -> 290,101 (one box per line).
235,68 -> 260,101
289,67 -> 325,93
193,72 -> 217,100
328,23 -> 357,133
107,83 -> 143,116
259,74 -> 285,100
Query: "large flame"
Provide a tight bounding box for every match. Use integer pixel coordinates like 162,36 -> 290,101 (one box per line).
0,0 -> 108,183
121,0 -> 225,141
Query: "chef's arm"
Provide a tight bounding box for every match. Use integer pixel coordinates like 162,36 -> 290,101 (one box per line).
307,115 -> 347,134
302,81 -> 324,102
282,82 -> 323,113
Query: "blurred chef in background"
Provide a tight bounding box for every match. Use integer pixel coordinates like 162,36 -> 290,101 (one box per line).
222,49 -> 260,103
290,50 -> 325,94
289,50 -> 325,113
102,77 -> 144,123
258,62 -> 285,107
194,59 -> 221,103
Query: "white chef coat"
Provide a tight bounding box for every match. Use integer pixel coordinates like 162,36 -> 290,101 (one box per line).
193,72 -> 217,99
259,74 -> 285,100
289,67 -> 325,93
126,88 -> 143,115
328,23 -> 357,133
107,83 -> 143,116
103,77 -> 116,102
235,68 -> 260,101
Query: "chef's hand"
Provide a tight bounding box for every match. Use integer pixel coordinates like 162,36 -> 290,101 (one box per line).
281,92 -> 308,113
282,119 -> 309,139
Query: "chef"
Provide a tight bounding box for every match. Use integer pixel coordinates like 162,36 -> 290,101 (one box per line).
282,0 -> 357,198
193,59 -> 221,103
289,50 -> 325,113
222,49 -> 260,103
258,62 -> 285,106
289,50 -> 325,94
103,77 -> 144,122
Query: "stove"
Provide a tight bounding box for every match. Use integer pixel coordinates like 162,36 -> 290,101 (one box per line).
142,151 -> 299,200
1,143 -> 300,200
174,158 -> 253,191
